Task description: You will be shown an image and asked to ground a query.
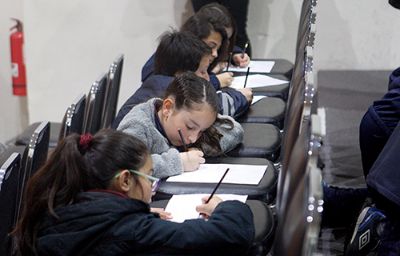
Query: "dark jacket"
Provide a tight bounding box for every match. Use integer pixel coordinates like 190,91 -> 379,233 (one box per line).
388,66 -> 400,91
112,74 -> 249,128
360,68 -> 400,176
141,53 -> 222,90
37,191 -> 254,256
367,121 -> 400,208
359,67 -> 400,175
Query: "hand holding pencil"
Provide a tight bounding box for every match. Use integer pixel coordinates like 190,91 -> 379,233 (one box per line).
196,168 -> 230,218
196,196 -> 223,218
178,129 -> 205,172
232,42 -> 250,68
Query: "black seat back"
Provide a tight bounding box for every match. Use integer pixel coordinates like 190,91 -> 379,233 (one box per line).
278,118 -> 311,216
15,121 -> 50,225
101,54 -> 124,128
274,115 -> 324,256
83,74 -> 107,134
58,93 -> 86,141
0,153 -> 22,256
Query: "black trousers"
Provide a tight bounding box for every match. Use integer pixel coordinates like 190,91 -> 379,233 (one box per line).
191,0 -> 252,57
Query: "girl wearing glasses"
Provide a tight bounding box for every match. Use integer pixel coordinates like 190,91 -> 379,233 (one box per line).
13,129 -> 254,255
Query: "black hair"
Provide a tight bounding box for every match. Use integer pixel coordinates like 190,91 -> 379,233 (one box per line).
13,129 -> 149,255
164,72 -> 232,156
154,30 -> 211,76
197,2 -> 237,56
165,71 -> 218,113
181,14 -> 229,71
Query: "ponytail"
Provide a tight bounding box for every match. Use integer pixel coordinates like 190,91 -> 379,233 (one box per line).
193,116 -> 234,156
13,129 -> 149,255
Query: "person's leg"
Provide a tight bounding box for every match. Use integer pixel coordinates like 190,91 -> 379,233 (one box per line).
191,0 -> 215,12
220,0 -> 251,57
359,107 -> 391,176
322,183 -> 369,227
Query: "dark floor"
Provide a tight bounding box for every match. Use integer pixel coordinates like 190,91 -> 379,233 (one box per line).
316,70 -> 391,255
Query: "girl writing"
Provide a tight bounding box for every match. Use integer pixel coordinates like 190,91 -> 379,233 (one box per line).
117,72 -> 244,178
13,129 -> 254,255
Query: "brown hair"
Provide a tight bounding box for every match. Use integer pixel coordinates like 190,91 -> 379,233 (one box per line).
13,129 -> 149,255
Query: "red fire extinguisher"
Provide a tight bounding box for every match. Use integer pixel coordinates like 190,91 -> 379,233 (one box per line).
10,18 -> 27,96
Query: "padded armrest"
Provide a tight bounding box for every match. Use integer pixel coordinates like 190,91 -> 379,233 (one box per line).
227,123 -> 281,162
150,198 -> 275,252
232,73 -> 290,101
15,122 -> 61,148
232,58 -> 293,79
155,157 -> 278,202
238,97 -> 286,129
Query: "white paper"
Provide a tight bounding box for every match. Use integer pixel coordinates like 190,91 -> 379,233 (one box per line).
166,163 -> 267,185
165,194 -> 248,223
251,95 -> 267,105
231,74 -> 289,89
228,60 -> 275,73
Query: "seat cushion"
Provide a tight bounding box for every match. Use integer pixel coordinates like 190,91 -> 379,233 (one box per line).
227,123 -> 281,162
239,97 -> 286,128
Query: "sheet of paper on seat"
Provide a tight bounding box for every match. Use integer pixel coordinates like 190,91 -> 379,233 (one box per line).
165,194 -> 248,223
228,60 -> 275,73
231,74 -> 289,89
166,163 -> 267,185
252,95 -> 267,105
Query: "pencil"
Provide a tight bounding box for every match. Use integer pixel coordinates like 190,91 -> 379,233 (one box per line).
226,52 -> 232,72
178,129 -> 187,152
243,67 -> 250,88
241,42 -> 249,58
205,168 -> 230,204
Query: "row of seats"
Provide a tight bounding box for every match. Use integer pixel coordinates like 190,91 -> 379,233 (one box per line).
0,0 -> 324,255
0,55 -> 124,256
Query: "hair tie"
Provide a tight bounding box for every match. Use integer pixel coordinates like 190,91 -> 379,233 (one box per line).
79,133 -> 93,151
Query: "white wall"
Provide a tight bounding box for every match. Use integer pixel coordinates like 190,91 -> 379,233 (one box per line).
23,0 -> 193,124
314,1 -> 400,70
0,0 -> 28,143
1,0 -> 400,141
23,0 -> 302,124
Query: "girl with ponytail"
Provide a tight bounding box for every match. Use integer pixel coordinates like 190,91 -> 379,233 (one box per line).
118,71 -> 244,179
13,129 -> 254,255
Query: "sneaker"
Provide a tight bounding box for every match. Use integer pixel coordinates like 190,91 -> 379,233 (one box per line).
345,206 -> 387,255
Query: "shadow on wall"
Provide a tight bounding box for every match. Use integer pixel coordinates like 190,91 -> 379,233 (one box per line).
247,0 -> 299,61
314,1 -> 357,69
176,0 -> 194,26
247,0 -> 272,59
271,1 -> 298,59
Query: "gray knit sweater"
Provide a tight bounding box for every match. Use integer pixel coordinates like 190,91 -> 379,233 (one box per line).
117,98 -> 244,178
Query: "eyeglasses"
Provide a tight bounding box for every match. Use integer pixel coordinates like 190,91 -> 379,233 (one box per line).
130,170 -> 160,192
114,169 -> 160,193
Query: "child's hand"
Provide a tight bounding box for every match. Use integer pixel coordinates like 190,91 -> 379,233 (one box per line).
196,196 -> 223,217
238,88 -> 253,102
232,53 -> 250,68
151,207 -> 172,220
180,150 -> 205,172
212,62 -> 227,74
216,72 -> 234,88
